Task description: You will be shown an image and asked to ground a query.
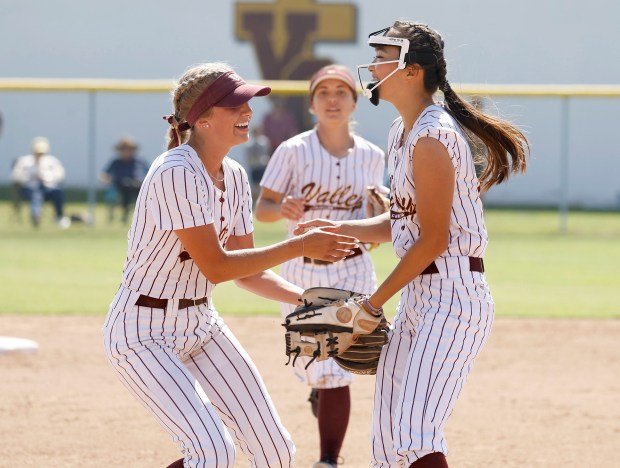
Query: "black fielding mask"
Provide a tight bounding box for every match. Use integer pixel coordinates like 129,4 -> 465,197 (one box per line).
366,82 -> 380,106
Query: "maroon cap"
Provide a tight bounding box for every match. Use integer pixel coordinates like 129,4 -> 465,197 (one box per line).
179,71 -> 271,130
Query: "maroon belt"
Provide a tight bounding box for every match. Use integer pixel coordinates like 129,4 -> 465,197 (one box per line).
135,295 -> 208,310
421,257 -> 484,275
303,247 -> 364,266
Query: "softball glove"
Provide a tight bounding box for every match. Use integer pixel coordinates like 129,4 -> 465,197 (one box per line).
284,287 -> 389,375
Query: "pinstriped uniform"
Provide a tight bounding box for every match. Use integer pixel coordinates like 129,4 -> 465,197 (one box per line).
260,129 -> 385,388
371,105 -> 494,466
102,144 -> 295,468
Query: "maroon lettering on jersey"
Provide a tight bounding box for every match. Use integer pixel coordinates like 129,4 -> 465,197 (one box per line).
301,182 -> 363,212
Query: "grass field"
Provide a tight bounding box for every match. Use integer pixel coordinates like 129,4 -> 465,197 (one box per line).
0,202 -> 618,318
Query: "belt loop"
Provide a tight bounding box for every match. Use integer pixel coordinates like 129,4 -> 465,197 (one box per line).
166,298 -> 179,316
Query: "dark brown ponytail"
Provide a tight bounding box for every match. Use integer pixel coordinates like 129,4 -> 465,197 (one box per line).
389,21 -> 529,191
441,82 -> 528,191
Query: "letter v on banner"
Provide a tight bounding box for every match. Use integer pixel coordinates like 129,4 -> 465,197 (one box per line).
235,0 -> 357,81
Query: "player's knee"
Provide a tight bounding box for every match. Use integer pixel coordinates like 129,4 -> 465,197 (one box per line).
265,435 -> 296,468
183,429 -> 236,468
213,440 -> 236,468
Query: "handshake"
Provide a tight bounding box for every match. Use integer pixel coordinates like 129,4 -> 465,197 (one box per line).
283,287 -> 389,375
289,185 -> 390,262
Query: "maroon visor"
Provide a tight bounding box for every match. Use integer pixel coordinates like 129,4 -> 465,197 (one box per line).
178,71 -> 271,131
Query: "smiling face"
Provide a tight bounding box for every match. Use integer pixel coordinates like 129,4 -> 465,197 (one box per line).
369,44 -> 404,102
196,102 -> 253,147
310,78 -> 356,125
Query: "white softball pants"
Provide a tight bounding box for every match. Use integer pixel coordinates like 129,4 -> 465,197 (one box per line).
102,287 -> 295,468
370,272 -> 494,467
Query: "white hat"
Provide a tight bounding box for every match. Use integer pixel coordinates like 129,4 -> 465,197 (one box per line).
31,137 -> 50,155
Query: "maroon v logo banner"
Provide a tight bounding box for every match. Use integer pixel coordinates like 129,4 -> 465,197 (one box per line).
235,0 -> 357,127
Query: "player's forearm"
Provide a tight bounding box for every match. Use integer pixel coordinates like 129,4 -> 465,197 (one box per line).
340,212 -> 391,243
369,234 -> 447,308
235,270 -> 303,305
254,197 -> 283,222
207,238 -> 302,283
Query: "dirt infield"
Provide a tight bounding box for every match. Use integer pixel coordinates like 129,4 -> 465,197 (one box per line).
0,316 -> 618,467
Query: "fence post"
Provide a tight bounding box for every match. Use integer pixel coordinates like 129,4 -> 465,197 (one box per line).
559,96 -> 570,234
87,90 -> 97,224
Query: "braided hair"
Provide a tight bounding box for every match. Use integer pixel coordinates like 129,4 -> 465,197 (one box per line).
166,63 -> 233,150
388,21 -> 528,191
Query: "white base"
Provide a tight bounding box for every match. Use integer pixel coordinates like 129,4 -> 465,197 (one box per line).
0,336 -> 39,354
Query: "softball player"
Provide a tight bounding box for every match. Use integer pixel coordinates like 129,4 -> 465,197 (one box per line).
255,65 -> 385,468
297,22 -> 528,467
102,63 -> 359,468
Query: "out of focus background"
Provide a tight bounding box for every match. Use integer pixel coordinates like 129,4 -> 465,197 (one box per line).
0,0 -> 618,317
2,1 -> 620,208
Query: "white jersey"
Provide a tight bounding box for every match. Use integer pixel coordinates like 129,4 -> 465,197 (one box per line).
371,104 -> 495,466
104,143 -> 294,467
260,128 -> 385,388
122,144 -> 253,299
11,154 -> 65,189
388,104 -> 488,269
261,128 -> 385,238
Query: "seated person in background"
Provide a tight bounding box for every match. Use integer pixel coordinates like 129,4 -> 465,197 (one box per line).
11,137 -> 69,228
100,136 -> 148,223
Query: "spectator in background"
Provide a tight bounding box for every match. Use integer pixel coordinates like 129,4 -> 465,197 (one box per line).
245,126 -> 271,193
262,96 -> 299,153
100,136 -> 148,223
11,137 -> 69,228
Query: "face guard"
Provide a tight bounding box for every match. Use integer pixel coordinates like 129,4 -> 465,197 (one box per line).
357,27 -> 438,106
357,30 -> 410,105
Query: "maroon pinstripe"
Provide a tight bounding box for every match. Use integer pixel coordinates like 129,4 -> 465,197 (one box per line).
371,105 -> 494,466
260,128 -> 385,388
103,144 -> 295,467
